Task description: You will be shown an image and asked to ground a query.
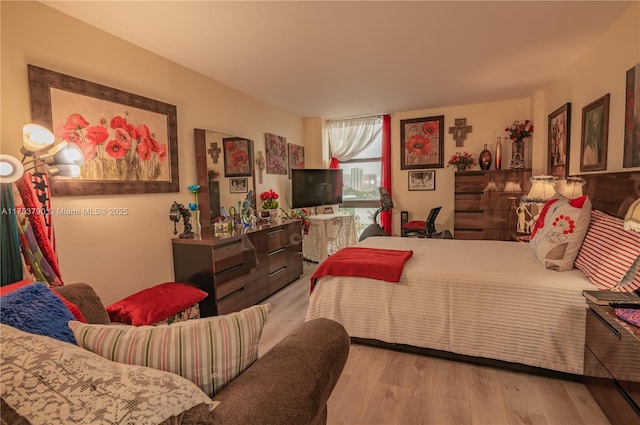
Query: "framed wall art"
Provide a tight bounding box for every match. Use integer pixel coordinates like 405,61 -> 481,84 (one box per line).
27,64 -> 179,196
580,94 -> 610,172
223,137 -> 253,177
265,132 -> 288,175
547,103 -> 571,178
408,170 -> 436,191
400,115 -> 444,170
229,177 -> 248,193
624,63 -> 640,168
288,143 -> 305,178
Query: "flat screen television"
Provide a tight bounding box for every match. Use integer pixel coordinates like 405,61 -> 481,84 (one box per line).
291,169 -> 343,209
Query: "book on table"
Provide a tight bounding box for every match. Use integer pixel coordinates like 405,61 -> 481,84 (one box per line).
582,290 -> 640,306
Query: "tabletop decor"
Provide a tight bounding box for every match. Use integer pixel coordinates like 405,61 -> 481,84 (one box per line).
187,183 -> 201,235
400,116 -> 444,170
27,65 -> 178,196
505,120 -> 534,169
447,152 -> 476,172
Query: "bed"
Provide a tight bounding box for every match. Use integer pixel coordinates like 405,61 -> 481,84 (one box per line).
305,171 -> 640,376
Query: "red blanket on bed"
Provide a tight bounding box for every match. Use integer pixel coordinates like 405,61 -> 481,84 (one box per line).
310,247 -> 413,293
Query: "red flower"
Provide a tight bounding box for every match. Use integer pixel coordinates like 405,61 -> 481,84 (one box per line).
422,121 -> 439,137
231,150 -> 248,167
110,116 -> 128,130
85,125 -> 109,145
148,136 -> 161,153
59,130 -> 82,146
105,139 -> 128,159
114,127 -> 132,149
64,114 -> 90,131
127,124 -> 140,140
137,140 -> 152,161
80,141 -> 98,160
225,141 -> 237,152
405,135 -> 431,155
138,124 -> 151,140
157,144 -> 167,162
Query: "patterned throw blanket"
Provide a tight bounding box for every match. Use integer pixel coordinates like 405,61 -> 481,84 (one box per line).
310,247 -> 413,293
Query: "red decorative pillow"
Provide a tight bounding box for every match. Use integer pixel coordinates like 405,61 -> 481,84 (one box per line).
575,210 -> 640,291
106,282 -> 208,326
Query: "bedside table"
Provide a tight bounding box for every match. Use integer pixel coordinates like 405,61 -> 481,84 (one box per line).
584,303 -> 640,425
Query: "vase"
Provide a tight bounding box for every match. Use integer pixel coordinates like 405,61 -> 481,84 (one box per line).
495,137 -> 502,170
479,144 -> 492,170
510,139 -> 526,169
192,209 -> 201,237
456,164 -> 467,172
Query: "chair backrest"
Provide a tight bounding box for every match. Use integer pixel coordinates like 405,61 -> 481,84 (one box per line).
425,207 -> 441,236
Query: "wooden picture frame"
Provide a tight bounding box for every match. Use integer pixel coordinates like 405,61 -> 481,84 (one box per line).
265,132 -> 288,175
408,170 -> 436,191
223,137 -> 253,177
27,65 -> 179,196
547,103 -> 571,178
400,116 -> 444,170
580,94 -> 610,172
229,177 -> 248,193
624,63 -> 640,168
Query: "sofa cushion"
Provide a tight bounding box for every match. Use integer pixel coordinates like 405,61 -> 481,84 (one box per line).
529,195 -> 591,271
105,281 -> 208,326
0,282 -> 76,344
0,323 -> 217,425
70,303 -> 271,397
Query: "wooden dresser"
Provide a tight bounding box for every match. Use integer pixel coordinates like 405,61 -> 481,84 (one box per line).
584,304 -> 640,425
453,169 -> 531,240
172,220 -> 303,316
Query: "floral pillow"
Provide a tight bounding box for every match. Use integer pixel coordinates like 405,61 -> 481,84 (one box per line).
529,195 -> 592,271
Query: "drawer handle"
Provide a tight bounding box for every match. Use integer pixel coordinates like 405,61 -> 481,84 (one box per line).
219,286 -> 245,301
217,238 -> 243,248
269,267 -> 286,277
268,248 -> 286,256
216,264 -> 243,276
268,228 -> 285,235
588,308 -> 620,340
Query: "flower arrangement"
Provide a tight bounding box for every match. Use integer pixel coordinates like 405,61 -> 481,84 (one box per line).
187,184 -> 200,211
260,189 -> 279,210
505,120 -> 534,143
447,152 -> 476,170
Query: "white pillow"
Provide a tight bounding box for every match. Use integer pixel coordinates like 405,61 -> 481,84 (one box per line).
1,324 -> 216,425
529,195 -> 592,271
70,304 -> 271,397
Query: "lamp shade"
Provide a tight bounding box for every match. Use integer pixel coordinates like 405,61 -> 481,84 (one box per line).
22,124 -> 55,155
47,164 -> 81,178
503,181 -> 522,192
0,154 -> 24,184
39,142 -> 85,166
522,175 -> 556,204
555,177 -> 586,199
624,198 -> 640,232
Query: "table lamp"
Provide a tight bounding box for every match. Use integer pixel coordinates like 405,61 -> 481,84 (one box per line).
555,176 -> 586,199
624,198 -> 640,232
517,175 -> 557,233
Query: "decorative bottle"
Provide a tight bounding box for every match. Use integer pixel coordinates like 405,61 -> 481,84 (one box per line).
479,144 -> 492,170
495,137 -> 502,170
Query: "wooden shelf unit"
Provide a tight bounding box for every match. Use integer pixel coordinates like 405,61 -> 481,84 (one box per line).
454,169 -> 531,241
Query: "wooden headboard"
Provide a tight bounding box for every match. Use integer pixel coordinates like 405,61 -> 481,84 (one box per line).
580,171 -> 640,219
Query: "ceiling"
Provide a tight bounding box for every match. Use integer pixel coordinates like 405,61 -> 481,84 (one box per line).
42,1 -> 634,119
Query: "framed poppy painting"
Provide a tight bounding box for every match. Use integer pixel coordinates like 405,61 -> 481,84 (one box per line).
400,115 -> 444,170
223,137 -> 253,177
27,65 -> 179,196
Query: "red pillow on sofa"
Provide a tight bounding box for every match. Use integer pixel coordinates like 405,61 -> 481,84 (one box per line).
0,280 -> 86,323
106,282 -> 208,326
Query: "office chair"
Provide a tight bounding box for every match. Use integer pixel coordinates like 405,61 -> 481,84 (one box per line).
401,207 -> 450,238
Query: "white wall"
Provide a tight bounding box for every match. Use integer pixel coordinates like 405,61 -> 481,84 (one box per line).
1,1 -> 304,304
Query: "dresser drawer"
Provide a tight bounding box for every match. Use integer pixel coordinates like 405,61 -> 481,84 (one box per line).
266,227 -> 287,252
268,248 -> 287,274
270,267 -> 289,294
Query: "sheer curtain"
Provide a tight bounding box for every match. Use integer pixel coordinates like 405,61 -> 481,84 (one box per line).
328,116 -> 382,167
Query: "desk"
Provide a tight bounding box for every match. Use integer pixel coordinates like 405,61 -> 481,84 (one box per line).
302,213 -> 357,262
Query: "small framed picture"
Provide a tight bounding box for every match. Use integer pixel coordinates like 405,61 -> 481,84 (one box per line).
408,170 -> 436,191
229,177 -> 248,193
580,93 -> 610,172
547,103 -> 571,178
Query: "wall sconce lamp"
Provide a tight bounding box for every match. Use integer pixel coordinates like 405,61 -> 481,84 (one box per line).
0,154 -> 25,184
21,123 -> 56,157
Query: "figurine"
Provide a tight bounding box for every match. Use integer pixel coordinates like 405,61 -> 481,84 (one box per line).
169,201 -> 194,239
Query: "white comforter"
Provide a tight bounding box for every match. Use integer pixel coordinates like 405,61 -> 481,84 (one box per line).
306,236 -> 595,374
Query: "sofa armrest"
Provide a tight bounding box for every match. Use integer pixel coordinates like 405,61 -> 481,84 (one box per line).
55,283 -> 111,324
211,318 -> 349,425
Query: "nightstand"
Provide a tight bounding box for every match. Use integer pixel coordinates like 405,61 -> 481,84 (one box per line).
584,303 -> 640,425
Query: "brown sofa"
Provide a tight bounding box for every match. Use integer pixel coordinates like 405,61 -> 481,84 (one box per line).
8,282 -> 350,425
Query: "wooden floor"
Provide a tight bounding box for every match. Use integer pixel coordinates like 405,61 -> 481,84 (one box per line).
257,261 -> 611,425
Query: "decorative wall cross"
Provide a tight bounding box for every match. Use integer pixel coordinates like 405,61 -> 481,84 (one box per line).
207,142 -> 221,164
449,118 -> 473,147
256,150 -> 265,184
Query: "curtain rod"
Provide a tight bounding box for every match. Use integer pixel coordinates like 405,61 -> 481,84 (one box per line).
326,114 -> 387,122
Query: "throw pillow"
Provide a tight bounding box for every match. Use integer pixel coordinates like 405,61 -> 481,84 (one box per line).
575,210 -> 640,291
529,195 -> 592,271
0,324 -> 217,425
0,282 -> 76,344
106,281 -> 208,325
0,280 -> 86,322
70,303 -> 271,397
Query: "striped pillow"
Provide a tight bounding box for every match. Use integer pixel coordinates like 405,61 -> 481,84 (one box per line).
69,304 -> 271,397
575,210 -> 640,291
